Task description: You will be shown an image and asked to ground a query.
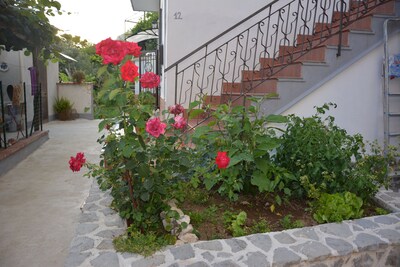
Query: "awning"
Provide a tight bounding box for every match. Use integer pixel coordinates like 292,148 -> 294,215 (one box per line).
126,29 -> 158,43
130,0 -> 159,12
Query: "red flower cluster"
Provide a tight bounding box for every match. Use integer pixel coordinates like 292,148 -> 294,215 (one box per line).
168,104 -> 185,116
215,151 -> 230,169
172,115 -> 187,130
146,117 -> 167,138
121,60 -> 139,82
140,72 -> 160,89
69,152 -> 86,172
96,38 -> 142,65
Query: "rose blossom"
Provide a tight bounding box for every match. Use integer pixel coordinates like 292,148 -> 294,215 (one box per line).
121,60 -> 139,82
69,152 -> 86,172
95,38 -> 126,65
145,117 -> 167,138
168,104 -> 185,116
124,42 -> 142,57
172,115 -> 187,130
215,151 -> 230,169
140,72 -> 160,88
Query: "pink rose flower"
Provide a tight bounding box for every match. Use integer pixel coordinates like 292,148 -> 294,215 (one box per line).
168,104 -> 185,116
215,151 -> 230,169
121,60 -> 139,82
146,117 -> 167,138
140,72 -> 160,88
69,152 -> 86,172
172,115 -> 187,130
96,38 -> 126,65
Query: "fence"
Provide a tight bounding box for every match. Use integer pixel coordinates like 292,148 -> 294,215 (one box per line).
0,81 -> 43,149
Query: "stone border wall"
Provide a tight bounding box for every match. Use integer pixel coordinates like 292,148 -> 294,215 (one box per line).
65,181 -> 400,267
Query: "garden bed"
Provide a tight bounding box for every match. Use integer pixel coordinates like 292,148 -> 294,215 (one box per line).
178,188 -> 387,241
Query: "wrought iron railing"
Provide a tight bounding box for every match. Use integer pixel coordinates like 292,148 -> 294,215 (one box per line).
0,81 -> 43,149
166,0 -> 391,116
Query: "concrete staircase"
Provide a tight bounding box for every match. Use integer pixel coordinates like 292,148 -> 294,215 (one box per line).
201,0 -> 400,117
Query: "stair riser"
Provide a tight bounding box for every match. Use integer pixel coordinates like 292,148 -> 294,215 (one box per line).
278,46 -> 326,63
350,0 -> 395,15
243,63 -> 302,79
223,80 -> 277,94
297,31 -> 350,47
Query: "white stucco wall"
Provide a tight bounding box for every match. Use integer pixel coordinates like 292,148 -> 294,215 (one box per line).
282,33 -> 400,145
47,61 -> 59,120
57,83 -> 94,119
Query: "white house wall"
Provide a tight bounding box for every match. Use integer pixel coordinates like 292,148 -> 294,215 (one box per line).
163,0 -> 268,107
282,33 -> 400,145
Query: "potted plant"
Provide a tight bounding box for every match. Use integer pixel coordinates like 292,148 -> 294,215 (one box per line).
72,71 -> 85,84
53,96 -> 74,120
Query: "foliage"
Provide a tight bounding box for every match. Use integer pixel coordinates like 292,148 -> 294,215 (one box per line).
248,219 -> 271,234
53,34 -> 101,84
113,226 -> 175,256
224,211 -> 247,237
127,12 -> 159,50
313,192 -> 363,223
191,96 -> 293,202
0,0 -> 62,56
275,103 -> 388,200
279,215 -> 304,229
347,141 -> 398,201
53,96 -> 73,113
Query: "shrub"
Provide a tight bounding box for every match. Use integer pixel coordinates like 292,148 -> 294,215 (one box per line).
276,103 -> 397,201
53,96 -> 73,113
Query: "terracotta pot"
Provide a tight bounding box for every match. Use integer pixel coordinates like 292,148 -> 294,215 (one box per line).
57,110 -> 72,121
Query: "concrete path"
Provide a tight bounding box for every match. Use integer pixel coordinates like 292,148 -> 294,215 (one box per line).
0,119 -> 102,267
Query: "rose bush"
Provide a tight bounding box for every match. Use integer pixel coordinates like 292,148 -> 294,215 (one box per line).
77,38 -> 195,234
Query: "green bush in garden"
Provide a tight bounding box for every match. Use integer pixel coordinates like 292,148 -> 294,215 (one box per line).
275,103 -> 395,201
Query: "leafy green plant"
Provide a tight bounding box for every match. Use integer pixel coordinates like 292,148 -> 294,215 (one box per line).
248,219 -> 271,234
223,211 -> 247,237
53,96 -> 73,113
113,226 -> 175,256
275,103 -> 381,199
279,215 -> 304,229
313,192 -> 363,223
191,96 -> 293,202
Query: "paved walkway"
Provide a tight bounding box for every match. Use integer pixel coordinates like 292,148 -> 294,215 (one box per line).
0,119 -> 101,267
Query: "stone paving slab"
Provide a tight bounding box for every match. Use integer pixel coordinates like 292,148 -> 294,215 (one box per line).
65,181 -> 400,267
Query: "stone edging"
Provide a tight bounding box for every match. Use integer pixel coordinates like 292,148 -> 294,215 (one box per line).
65,180 -> 400,267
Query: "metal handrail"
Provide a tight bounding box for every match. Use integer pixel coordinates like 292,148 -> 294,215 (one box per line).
167,0 -> 391,113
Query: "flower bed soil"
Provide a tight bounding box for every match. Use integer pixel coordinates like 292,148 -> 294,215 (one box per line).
178,190 -> 382,241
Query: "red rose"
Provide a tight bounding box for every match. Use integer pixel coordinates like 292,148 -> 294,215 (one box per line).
124,42 -> 142,57
69,152 -> 86,172
145,117 -> 167,138
172,115 -> 187,129
121,61 -> 139,82
215,151 -> 230,169
168,104 -> 185,116
140,72 -> 160,88
96,38 -> 126,65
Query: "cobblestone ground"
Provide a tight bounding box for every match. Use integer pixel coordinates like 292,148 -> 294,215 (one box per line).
65,181 -> 400,267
